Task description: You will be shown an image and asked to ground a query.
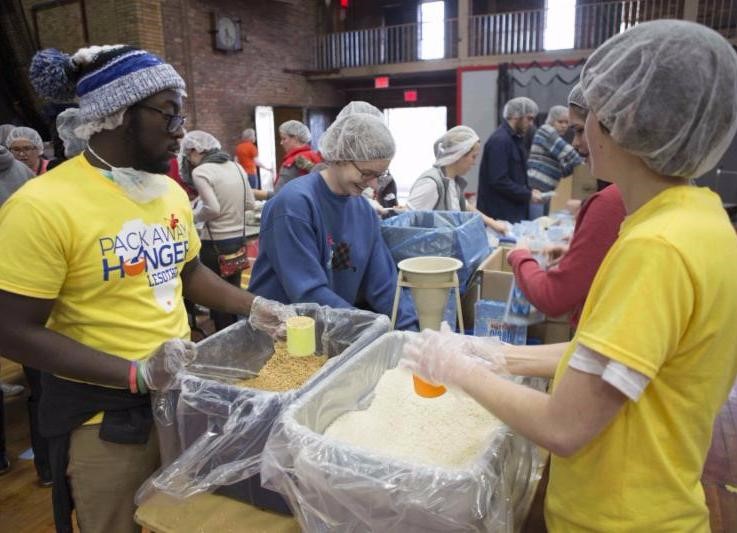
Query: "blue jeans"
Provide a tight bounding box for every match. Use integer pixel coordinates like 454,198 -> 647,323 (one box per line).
528,202 -> 545,220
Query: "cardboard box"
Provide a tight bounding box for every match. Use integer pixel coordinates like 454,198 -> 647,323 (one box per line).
528,320 -> 572,344
571,164 -> 597,200
549,175 -> 572,213
461,247 -> 574,343
461,247 -> 515,327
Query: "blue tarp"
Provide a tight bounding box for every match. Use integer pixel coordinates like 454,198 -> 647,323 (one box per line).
381,211 -> 490,293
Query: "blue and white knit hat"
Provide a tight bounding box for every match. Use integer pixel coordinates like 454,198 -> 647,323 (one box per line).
29,44 -> 186,123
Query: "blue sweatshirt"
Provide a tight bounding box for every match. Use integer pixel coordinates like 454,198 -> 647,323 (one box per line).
249,172 -> 417,330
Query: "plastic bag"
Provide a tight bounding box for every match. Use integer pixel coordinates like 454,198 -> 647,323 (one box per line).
261,331 -> 545,532
138,304 -> 391,504
381,211 -> 490,292
474,300 -> 527,345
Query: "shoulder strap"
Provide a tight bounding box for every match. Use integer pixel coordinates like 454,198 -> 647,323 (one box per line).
421,169 -> 447,210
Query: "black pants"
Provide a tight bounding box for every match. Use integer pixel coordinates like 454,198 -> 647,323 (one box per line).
200,238 -> 244,332
23,366 -> 51,481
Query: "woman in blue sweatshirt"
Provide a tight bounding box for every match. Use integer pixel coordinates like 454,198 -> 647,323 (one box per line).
249,113 -> 417,330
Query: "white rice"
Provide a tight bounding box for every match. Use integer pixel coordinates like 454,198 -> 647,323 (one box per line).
324,366 -> 503,468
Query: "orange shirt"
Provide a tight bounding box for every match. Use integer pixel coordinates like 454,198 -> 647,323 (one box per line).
235,141 -> 258,175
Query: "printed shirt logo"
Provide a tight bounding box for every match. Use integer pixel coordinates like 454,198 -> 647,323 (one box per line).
330,239 -> 356,272
98,216 -> 190,312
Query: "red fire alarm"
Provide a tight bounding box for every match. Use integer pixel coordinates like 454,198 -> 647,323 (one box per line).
340,0 -> 349,7
374,76 -> 389,89
404,89 -> 418,102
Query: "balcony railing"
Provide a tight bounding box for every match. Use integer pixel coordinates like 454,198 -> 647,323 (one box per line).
469,9 -> 545,56
315,19 -> 458,70
698,0 -> 737,38
314,0 -> 732,71
575,0 -> 683,49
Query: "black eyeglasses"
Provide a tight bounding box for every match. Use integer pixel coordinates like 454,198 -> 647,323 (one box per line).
135,104 -> 187,133
350,161 -> 390,181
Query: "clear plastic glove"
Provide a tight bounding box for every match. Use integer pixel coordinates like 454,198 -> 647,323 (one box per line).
137,338 -> 197,393
543,243 -> 569,267
248,296 -> 297,339
401,322 -> 507,388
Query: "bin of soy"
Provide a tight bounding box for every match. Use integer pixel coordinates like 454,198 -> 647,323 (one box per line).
141,304 -> 390,515
261,331 -> 545,533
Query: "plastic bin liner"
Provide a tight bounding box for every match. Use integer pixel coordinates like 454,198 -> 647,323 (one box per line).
474,300 -> 528,345
260,331 -> 545,532
381,211 -> 490,292
138,304 -> 391,504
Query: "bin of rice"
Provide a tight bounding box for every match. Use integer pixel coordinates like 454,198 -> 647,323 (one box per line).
140,303 -> 391,514
261,331 -> 546,532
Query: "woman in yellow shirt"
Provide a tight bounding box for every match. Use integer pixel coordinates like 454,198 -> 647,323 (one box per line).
403,20 -> 737,532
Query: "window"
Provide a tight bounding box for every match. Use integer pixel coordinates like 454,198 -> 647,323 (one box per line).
544,0 -> 575,51
384,106 -> 448,200
254,106 -> 276,190
419,1 -> 445,60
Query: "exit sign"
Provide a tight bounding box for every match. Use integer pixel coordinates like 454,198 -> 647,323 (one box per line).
374,76 -> 389,89
404,89 -> 418,102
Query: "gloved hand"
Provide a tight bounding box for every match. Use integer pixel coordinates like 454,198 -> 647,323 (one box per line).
136,338 -> 197,393
248,296 -> 297,339
401,322 -> 507,388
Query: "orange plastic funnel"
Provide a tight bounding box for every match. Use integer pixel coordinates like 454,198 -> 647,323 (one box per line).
413,374 -> 446,398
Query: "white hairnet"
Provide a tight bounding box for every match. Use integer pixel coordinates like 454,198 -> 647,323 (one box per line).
73,108 -> 126,141
181,130 -> 221,153
56,108 -> 87,158
545,105 -> 568,125
0,124 -> 15,146
503,97 -> 538,119
278,120 -> 311,144
336,101 -> 384,122
567,83 -> 588,115
433,126 -> 480,168
241,128 -> 255,141
319,113 -> 395,162
6,127 -> 44,151
581,20 -> 737,179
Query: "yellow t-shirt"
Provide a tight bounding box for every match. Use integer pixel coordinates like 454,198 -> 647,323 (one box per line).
545,185 -> 737,532
0,155 -> 200,398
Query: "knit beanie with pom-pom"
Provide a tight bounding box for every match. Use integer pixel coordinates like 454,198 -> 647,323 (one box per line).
29,44 -> 186,123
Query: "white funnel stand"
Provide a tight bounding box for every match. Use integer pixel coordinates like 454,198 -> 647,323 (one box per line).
391,256 -> 464,332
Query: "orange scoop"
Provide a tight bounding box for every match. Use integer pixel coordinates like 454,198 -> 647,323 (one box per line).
412,374 -> 446,398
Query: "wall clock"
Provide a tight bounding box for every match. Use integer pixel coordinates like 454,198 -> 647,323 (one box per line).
213,14 -> 242,52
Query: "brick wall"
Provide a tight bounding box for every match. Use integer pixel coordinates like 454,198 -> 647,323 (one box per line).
19,0 -> 343,151
161,0 -> 343,152
21,0 -> 164,54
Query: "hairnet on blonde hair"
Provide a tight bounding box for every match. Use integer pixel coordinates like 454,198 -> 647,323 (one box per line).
433,126 -> 479,168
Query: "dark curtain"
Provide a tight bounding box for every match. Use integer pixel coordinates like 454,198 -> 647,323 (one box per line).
497,59 -> 585,123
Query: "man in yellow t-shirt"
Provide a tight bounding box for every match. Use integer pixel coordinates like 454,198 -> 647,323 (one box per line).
0,45 -> 286,533
401,20 -> 737,533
